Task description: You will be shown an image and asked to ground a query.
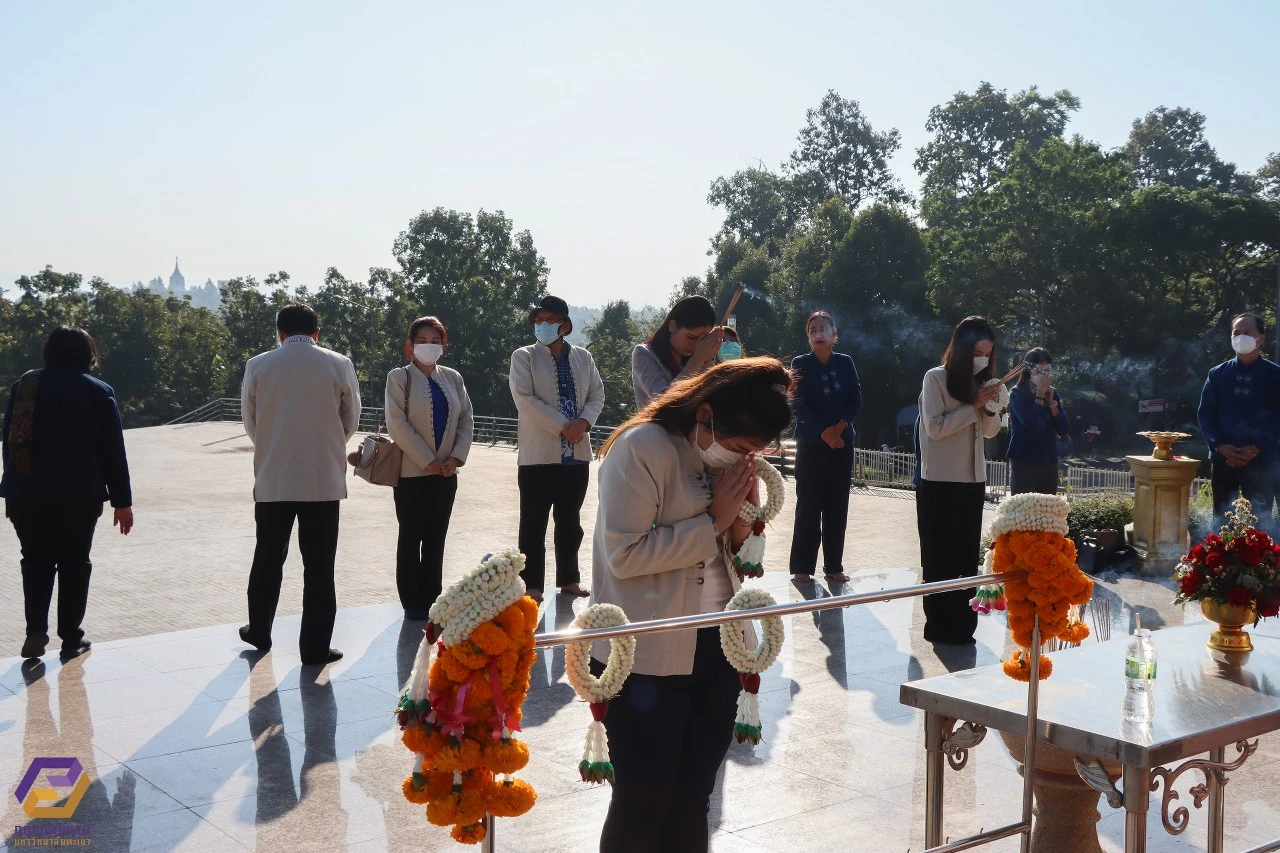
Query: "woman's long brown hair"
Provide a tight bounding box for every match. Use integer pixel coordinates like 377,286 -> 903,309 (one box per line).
601,356 -> 795,456
941,316 -> 996,403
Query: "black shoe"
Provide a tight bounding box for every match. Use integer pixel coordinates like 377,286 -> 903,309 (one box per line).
21,634 -> 49,659
239,625 -> 271,652
301,648 -> 343,666
60,640 -> 91,661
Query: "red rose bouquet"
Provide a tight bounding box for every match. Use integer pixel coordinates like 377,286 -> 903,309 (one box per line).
1172,497 -> 1280,622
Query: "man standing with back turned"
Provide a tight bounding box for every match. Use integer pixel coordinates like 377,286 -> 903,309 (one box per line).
239,303 -> 361,665
1198,313 -> 1280,534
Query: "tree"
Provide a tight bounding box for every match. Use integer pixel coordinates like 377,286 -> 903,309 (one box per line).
915,83 -> 1080,226
218,272 -> 295,395
1256,152 -> 1280,200
1126,106 -> 1240,191
584,300 -> 641,427
392,208 -> 548,416
785,90 -> 909,213
706,167 -> 803,256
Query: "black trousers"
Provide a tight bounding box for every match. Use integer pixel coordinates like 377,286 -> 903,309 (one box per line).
916,479 -> 985,644
1211,458 -> 1280,534
1009,460 -> 1059,495
517,463 -> 589,591
789,441 -> 854,574
393,475 -> 459,614
247,501 -> 339,661
595,628 -> 742,853
7,500 -> 103,645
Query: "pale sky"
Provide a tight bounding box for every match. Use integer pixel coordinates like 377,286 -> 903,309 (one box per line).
1,1 -> 1276,307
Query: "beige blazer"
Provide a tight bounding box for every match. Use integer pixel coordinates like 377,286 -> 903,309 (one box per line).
918,365 -> 1001,483
631,342 -> 700,410
384,363 -> 474,479
508,342 -> 605,466
589,422 -> 751,676
242,338 -> 361,502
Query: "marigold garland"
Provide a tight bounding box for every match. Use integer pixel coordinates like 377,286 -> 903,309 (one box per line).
398,549 -> 539,845
987,496 -> 1094,681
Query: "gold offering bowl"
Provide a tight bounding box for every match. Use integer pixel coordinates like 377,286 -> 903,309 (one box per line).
1201,599 -> 1257,653
1136,431 -> 1193,461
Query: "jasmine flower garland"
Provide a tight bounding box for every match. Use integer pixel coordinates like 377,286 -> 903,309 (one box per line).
720,588 -> 785,745
733,458 -> 785,580
565,604 -> 636,784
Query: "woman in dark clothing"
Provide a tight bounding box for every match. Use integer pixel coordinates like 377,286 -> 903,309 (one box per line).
0,326 -> 134,661
789,311 -> 861,584
1007,348 -> 1070,495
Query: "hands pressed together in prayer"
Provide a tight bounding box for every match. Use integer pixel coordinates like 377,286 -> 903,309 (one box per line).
710,455 -> 760,550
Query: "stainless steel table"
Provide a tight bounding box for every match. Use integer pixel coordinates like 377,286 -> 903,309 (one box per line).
900,625 -> 1280,853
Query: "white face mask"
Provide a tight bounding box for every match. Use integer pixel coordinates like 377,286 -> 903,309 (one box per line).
1232,334 -> 1258,355
694,419 -> 742,471
413,343 -> 443,364
972,356 -> 989,375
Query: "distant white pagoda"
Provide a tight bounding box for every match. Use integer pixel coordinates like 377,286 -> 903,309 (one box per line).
169,257 -> 185,293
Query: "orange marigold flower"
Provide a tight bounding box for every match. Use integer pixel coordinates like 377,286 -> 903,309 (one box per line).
426,795 -> 459,827
1002,650 -> 1053,681
471,621 -> 512,656
459,768 -> 494,793
403,774 -> 432,804
1059,622 -> 1090,644
438,651 -> 473,683
451,643 -> 490,671
433,739 -> 483,773
426,771 -> 454,799
483,738 -> 530,775
516,596 -> 540,631
403,725 -> 430,755
451,822 -> 487,845
485,777 -> 537,817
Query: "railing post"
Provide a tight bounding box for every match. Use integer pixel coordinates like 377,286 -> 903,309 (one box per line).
1019,616 -> 1042,853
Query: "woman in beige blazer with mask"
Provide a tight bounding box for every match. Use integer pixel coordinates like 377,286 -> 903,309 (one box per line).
589,357 -> 794,853
384,316 -> 474,621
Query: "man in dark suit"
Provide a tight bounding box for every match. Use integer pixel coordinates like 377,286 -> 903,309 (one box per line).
1,326 -> 134,661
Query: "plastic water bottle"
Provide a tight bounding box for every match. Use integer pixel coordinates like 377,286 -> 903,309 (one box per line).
1123,622 -> 1157,723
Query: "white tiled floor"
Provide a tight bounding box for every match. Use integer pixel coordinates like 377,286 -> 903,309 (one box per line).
3,572 -> 1277,851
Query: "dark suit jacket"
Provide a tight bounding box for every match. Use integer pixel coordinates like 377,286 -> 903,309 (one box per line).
0,368 -> 132,507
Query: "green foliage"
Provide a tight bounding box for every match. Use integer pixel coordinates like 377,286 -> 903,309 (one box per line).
1188,482 -> 1215,542
584,300 -> 641,427
1126,106 -> 1242,191
392,208 -> 548,417
1067,493 -> 1135,539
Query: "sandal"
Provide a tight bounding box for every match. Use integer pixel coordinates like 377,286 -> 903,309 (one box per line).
559,583 -> 591,598
824,572 -> 851,584
527,590 -> 544,604
791,574 -> 815,584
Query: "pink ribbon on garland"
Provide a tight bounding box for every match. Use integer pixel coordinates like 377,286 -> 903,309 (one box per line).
435,672 -> 475,740
485,659 -> 521,740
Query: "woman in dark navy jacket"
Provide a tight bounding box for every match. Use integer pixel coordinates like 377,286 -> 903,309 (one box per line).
1006,347 -> 1070,495
789,311 -> 861,584
1,326 -> 134,661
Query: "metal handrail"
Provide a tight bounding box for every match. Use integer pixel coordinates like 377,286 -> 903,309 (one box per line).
498,571 -> 1041,853
533,572 -> 1016,646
